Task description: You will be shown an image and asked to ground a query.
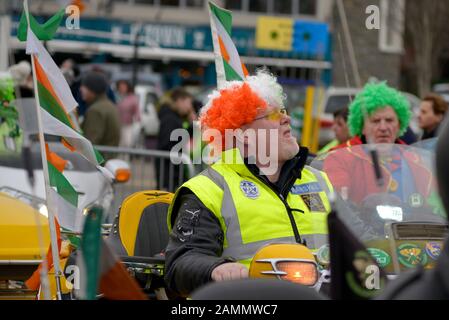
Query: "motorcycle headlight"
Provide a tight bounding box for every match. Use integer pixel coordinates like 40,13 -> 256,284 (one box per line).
275,261 -> 318,286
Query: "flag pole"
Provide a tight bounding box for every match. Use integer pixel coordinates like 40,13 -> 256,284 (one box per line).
23,0 -> 63,300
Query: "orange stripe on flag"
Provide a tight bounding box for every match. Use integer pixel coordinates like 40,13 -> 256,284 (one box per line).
25,219 -> 62,291
241,60 -> 249,77
33,56 -> 76,128
62,138 -> 76,152
99,259 -> 147,300
218,35 -> 230,63
45,143 -> 67,173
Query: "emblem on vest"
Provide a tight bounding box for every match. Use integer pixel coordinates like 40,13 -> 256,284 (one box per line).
240,180 -> 259,199
300,193 -> 326,212
290,182 -> 323,195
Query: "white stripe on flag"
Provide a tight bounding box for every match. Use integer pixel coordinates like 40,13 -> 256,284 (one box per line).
209,9 -> 226,89
41,109 -> 100,166
47,187 -> 84,232
26,28 -> 78,113
211,14 -> 245,79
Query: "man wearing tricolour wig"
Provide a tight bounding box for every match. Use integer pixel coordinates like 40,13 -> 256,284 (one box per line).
164,70 -> 333,296
332,81 -> 412,149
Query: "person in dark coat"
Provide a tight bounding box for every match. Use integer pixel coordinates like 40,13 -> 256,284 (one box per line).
156,87 -> 195,191
80,71 -> 121,148
418,94 -> 448,140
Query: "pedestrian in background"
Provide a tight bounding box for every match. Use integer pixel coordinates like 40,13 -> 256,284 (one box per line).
319,107 -> 350,154
418,94 -> 448,140
80,71 -> 121,148
116,79 -> 140,148
157,87 -> 195,190
8,61 -> 34,98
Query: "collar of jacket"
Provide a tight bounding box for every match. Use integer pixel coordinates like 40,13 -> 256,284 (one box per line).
217,147 -> 309,197
422,124 -> 440,140
90,93 -> 109,105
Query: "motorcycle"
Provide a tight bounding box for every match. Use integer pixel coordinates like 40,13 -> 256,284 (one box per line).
248,143 -> 448,297
312,143 -> 447,277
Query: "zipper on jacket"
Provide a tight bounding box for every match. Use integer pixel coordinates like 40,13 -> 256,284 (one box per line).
252,175 -> 305,245
278,194 -> 305,245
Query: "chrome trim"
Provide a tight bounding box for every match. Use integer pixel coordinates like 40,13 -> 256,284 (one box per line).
255,258 -> 320,285
0,260 -> 41,265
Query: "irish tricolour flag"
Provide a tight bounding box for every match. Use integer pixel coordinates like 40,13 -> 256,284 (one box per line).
25,28 -> 105,232
208,2 -> 249,88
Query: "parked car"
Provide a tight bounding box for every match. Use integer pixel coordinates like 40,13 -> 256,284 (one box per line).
0,140 -> 130,224
9,98 -> 131,223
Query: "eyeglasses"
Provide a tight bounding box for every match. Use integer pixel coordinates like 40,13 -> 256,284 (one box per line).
254,108 -> 288,121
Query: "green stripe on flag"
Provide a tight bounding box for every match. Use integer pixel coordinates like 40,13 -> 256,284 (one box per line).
37,82 -> 75,131
80,207 -> 103,300
17,9 -> 65,41
48,161 -> 78,207
94,148 -> 105,166
209,2 -> 232,35
223,58 -> 244,81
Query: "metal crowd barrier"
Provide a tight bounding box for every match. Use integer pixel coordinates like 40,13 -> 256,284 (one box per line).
94,145 -> 197,219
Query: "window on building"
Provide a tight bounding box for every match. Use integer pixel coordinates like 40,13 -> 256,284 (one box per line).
135,0 -> 157,4
274,0 -> 292,14
298,0 -> 316,15
186,0 -> 204,7
379,0 -> 405,53
249,0 -> 268,13
160,0 -> 180,6
225,0 -> 243,11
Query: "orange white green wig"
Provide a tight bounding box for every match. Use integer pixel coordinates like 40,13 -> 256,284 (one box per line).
200,69 -> 286,136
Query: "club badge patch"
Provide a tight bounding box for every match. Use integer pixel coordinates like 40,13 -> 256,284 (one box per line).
316,244 -> 330,265
300,193 -> 326,212
367,248 -> 391,268
425,242 -> 442,260
290,182 -> 323,195
397,243 -> 428,268
240,180 -> 259,199
409,193 -> 424,208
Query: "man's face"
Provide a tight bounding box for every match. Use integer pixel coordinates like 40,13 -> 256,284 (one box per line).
418,100 -> 443,131
80,85 -> 96,104
362,106 -> 401,144
117,82 -> 129,95
332,116 -> 350,143
174,97 -> 193,117
243,105 -> 299,166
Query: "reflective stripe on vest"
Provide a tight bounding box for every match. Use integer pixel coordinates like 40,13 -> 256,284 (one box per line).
201,166 -> 330,262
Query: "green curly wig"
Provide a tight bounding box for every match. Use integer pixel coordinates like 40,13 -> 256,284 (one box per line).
347,82 -> 412,137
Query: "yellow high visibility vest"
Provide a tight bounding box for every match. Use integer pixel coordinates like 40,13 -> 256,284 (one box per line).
168,148 -> 333,268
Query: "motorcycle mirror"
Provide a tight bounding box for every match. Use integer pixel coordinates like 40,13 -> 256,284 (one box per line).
104,159 -> 131,183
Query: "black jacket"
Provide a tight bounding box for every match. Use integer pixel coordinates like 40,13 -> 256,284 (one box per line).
421,124 -> 440,141
164,147 -> 309,296
156,104 -> 192,190
157,103 -> 186,151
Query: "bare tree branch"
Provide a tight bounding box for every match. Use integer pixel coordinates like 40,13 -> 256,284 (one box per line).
405,0 -> 449,96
